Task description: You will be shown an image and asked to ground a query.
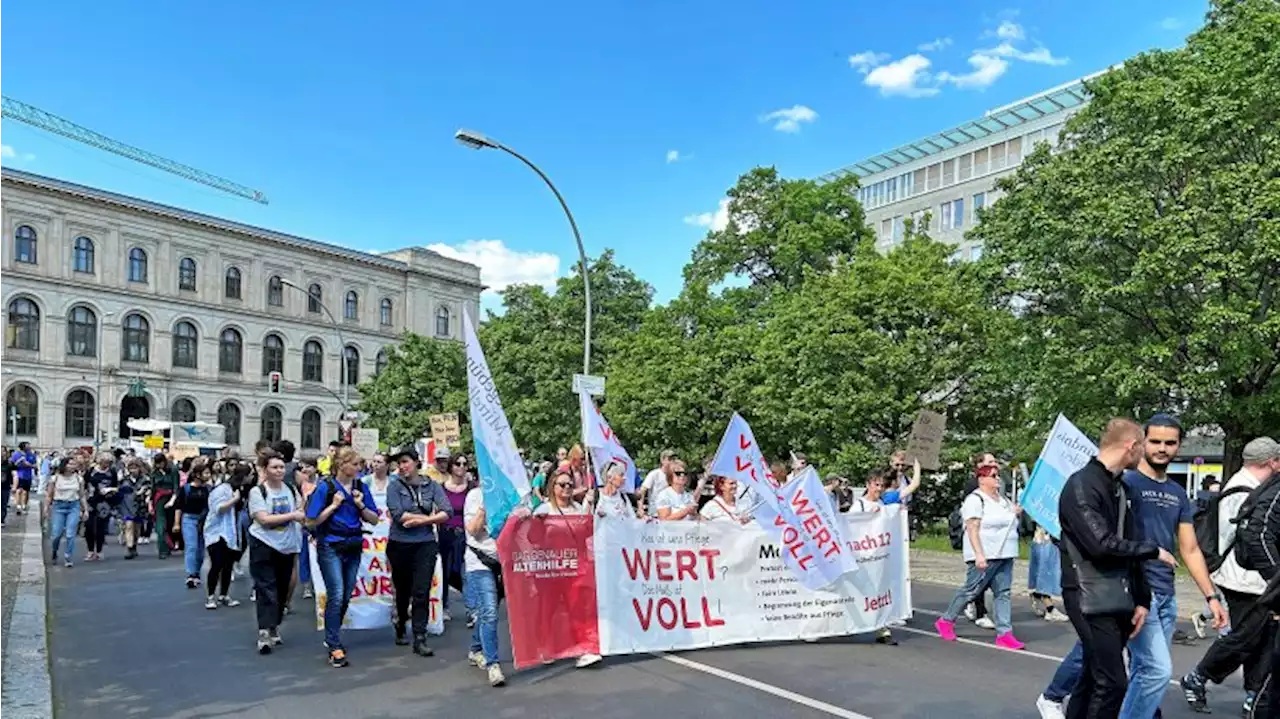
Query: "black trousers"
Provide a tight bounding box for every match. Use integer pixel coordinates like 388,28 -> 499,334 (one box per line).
1197,587 -> 1275,692
84,514 -> 110,553
207,540 -> 242,597
386,539 -> 437,637
249,537 -> 295,631
1064,588 -> 1134,719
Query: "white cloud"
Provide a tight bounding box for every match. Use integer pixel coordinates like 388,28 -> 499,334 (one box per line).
980,41 -> 1069,66
848,51 -> 889,73
760,105 -> 818,133
1159,17 -> 1183,30
683,198 -> 731,233
0,145 -> 13,159
918,37 -> 953,52
424,239 -> 560,294
864,54 -> 940,98
665,149 -> 682,163
994,20 -> 1025,40
0,144 -> 34,162
938,52 -> 1010,89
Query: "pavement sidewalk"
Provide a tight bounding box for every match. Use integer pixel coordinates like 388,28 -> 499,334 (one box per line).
1,505 -> 54,719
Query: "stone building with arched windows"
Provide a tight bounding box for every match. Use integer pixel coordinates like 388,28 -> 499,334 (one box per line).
1,169 -> 483,452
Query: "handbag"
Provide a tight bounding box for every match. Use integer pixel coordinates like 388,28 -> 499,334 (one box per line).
1064,484 -> 1136,615
467,544 -> 505,600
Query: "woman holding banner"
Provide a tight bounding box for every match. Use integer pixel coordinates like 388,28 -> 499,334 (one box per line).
699,477 -> 752,523
534,469 -> 588,516
655,461 -> 699,522
594,462 -> 635,519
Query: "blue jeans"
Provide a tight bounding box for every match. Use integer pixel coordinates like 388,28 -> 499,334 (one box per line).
942,558 -> 1015,634
465,569 -> 500,665
1120,593 -> 1178,719
182,515 -> 205,577
1045,641 -> 1085,702
315,542 -> 361,651
49,500 -> 82,562
299,531 -> 311,584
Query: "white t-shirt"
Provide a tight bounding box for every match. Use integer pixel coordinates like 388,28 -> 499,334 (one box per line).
641,468 -> 669,513
594,491 -> 632,519
960,490 -> 1019,562
463,488 -> 498,574
655,487 -> 696,520
1212,468 -> 1267,595
534,501 -> 586,516
849,496 -> 883,513
699,497 -> 750,522
248,482 -> 302,555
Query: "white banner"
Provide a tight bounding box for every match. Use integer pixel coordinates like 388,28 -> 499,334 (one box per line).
579,392 -> 638,492
310,481 -> 444,635
594,506 -> 910,654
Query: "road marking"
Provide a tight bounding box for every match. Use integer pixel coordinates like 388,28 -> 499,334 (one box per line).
906,607 -> 1180,687
656,653 -> 875,719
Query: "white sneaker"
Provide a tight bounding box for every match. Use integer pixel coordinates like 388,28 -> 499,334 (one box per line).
963,603 -> 977,621
205,596 -> 218,610
1191,611 -> 1207,639
575,653 -> 603,668
467,650 -> 487,668
1044,608 -> 1070,623
443,609 -> 452,622
220,595 -> 242,608
487,663 -> 506,687
1036,694 -> 1065,719
975,616 -> 996,630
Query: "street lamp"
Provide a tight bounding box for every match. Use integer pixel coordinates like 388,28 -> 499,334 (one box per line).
277,279 -> 351,409
95,312 -> 116,450
454,128 -> 594,375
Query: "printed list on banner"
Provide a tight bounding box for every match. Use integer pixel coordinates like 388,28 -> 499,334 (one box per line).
464,310 -> 532,536
710,413 -> 860,590
593,507 -> 910,654
310,482 -> 444,634
579,392 -> 638,492
1020,414 -> 1098,538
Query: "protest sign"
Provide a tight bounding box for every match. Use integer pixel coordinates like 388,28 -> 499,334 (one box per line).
1020,414 -> 1098,538
499,514 -> 599,669
593,506 -> 910,654
350,428 -> 379,459
579,392 -> 637,492
429,413 -> 461,447
905,409 -> 946,470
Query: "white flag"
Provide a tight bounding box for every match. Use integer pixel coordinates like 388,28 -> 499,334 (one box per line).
578,392 -> 638,493
464,310 -> 530,536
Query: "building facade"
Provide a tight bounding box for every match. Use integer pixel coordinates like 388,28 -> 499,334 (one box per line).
2,168 -> 483,452
820,73 -> 1100,260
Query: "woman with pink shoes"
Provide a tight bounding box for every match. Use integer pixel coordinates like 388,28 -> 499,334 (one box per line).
935,454 -> 1026,651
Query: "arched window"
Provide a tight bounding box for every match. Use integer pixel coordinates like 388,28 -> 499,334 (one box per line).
121,313 -> 150,362
178,257 -> 197,291
268,275 -> 284,307
128,248 -> 148,283
307,283 -> 322,314
380,298 -> 393,326
172,321 -> 199,369
5,384 -> 38,435
171,398 -> 197,423
73,236 -> 95,273
64,389 -> 95,439
375,349 -> 389,376
344,291 -> 359,320
262,334 -> 285,375
435,305 -> 451,337
300,408 -> 322,450
219,328 -> 243,374
14,225 -> 37,264
343,346 -> 360,386
225,267 -> 242,299
302,340 -> 324,382
67,306 -> 97,357
260,405 -> 283,443
217,402 -> 241,446
6,298 -> 40,350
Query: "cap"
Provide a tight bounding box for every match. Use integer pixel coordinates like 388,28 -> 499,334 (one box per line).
435,446 -> 452,461
1242,437 -> 1280,465
824,473 -> 846,483
388,447 -> 420,465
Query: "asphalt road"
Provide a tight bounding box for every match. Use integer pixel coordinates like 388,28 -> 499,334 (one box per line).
44,540 -> 1251,719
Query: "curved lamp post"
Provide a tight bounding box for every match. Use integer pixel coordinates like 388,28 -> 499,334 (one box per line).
454,128 -> 593,376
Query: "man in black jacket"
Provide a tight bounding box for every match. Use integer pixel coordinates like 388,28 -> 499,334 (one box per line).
1059,418 -> 1177,719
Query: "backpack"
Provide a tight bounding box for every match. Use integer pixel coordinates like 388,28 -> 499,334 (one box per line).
1232,479 -> 1279,572
948,492 -> 984,550
1192,486 -> 1253,572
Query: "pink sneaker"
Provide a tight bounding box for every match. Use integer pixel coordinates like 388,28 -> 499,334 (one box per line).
995,632 -> 1025,650
935,618 -> 957,641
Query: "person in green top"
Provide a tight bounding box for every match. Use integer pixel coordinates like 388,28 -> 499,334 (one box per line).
151,453 -> 181,559
529,460 -> 553,510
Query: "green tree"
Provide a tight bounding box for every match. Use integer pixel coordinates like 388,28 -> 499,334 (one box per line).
972,0 -> 1280,474
354,333 -> 467,447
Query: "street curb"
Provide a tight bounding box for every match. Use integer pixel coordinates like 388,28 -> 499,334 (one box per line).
2,517 -> 54,719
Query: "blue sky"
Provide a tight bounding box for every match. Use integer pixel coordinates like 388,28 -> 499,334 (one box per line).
2,1 -> 1206,309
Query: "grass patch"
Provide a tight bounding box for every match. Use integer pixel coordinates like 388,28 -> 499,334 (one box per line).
913,531 -> 1032,560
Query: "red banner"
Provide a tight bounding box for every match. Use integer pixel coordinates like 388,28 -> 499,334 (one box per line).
498,514 -> 600,669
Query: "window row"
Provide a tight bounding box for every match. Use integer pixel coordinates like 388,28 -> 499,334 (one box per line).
3,384 -> 332,449
11,227 -> 399,326
878,191 -> 988,244
4,301 -> 389,384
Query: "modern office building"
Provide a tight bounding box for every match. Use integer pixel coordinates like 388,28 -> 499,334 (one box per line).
820,72 -> 1102,260
2,168 -> 483,451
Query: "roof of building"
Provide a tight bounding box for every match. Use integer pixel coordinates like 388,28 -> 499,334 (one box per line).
818,71 -> 1107,183
1,168 -> 478,281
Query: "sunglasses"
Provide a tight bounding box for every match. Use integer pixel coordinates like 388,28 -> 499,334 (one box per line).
453,461 -> 468,467
673,471 -> 687,476
554,482 -> 573,489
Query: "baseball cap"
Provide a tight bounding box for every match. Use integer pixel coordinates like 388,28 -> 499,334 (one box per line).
388,447 -> 420,464
1242,437 -> 1280,464
435,446 -> 452,461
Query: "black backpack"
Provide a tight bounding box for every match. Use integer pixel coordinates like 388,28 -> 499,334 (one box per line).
948,492 -> 984,550
1193,486 -> 1253,572
1232,478 -> 1280,573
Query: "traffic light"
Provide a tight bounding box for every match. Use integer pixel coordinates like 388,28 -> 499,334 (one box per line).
268,371 -> 282,394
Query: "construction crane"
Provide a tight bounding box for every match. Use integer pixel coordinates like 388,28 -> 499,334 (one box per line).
1,96 -> 268,204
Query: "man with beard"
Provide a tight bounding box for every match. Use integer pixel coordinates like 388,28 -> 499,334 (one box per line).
1035,415 -> 1227,719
